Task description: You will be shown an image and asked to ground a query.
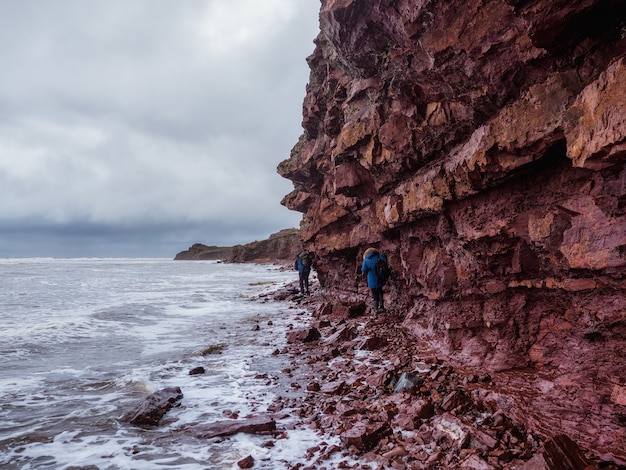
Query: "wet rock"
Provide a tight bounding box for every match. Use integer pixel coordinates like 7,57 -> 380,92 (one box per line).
307,382 -> 321,392
286,327 -> 321,343
187,415 -> 276,439
188,367 -> 205,375
489,448 -> 514,464
237,455 -> 254,469
124,387 -> 183,426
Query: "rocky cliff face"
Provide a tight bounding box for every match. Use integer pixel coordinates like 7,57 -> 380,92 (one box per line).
226,228 -> 303,263
174,243 -> 232,260
279,0 -> 626,463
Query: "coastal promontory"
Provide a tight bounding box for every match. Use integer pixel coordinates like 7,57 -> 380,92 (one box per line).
174,228 -> 302,262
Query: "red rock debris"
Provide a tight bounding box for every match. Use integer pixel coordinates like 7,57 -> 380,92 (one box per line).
267,288 -> 625,469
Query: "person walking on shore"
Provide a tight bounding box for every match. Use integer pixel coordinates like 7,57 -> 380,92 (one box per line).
294,251 -> 314,295
361,247 -> 389,313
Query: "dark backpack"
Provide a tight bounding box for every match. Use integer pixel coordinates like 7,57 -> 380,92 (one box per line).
375,255 -> 390,286
300,252 -> 312,268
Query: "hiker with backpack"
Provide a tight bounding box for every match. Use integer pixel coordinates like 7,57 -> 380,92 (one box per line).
294,251 -> 314,295
361,247 -> 390,313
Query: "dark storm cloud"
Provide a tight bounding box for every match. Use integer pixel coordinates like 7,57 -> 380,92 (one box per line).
0,0 -> 319,257
0,217 -> 287,258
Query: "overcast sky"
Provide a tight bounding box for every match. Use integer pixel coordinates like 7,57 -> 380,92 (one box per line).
0,0 -> 320,258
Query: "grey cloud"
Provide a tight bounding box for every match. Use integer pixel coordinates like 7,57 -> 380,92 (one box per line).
0,0 -> 318,257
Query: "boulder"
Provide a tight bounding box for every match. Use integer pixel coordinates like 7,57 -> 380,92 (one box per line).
124,387 -> 183,426
340,421 -> 392,451
188,367 -> 205,375
187,415 -> 276,439
286,327 -> 321,343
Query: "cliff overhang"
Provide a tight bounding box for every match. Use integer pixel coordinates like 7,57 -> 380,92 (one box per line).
279,0 -> 626,463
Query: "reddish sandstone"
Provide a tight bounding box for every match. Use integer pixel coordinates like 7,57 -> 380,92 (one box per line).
279,0 -> 626,464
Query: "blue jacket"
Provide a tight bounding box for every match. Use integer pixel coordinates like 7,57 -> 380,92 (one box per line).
362,251 -> 386,289
294,253 -> 312,273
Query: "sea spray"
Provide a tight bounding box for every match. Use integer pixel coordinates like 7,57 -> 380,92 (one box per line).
0,258 -> 340,469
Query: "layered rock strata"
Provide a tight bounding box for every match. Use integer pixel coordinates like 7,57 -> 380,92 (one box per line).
278,0 -> 626,462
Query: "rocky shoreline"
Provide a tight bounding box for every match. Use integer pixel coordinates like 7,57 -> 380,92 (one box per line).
119,275 -> 625,469
266,284 -> 625,470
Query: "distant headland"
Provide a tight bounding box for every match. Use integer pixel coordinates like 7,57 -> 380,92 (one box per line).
174,228 -> 302,263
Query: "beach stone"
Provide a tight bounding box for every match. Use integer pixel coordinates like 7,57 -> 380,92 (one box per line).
187,415 -> 276,439
237,455 -> 254,469
340,421 -> 392,451
307,381 -> 321,392
392,413 -> 416,431
320,380 -> 346,395
411,399 -> 435,420
458,454 -> 492,469
124,386 -> 183,426
382,445 -> 408,459
441,389 -> 472,412
358,335 -> 388,351
286,327 -> 321,343
325,326 -> 358,345
332,301 -> 367,319
366,369 -> 390,388
315,302 -> 334,317
189,367 -> 205,375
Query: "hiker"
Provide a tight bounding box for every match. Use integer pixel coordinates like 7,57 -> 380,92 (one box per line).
361,247 -> 389,313
294,251 -> 314,295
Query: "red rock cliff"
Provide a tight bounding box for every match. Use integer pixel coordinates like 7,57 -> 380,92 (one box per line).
279,0 -> 626,463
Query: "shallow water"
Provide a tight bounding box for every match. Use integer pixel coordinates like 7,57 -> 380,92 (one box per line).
0,258 -> 334,469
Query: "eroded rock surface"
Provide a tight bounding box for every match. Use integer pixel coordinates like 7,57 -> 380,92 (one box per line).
124,387 -> 183,426
279,0 -> 626,463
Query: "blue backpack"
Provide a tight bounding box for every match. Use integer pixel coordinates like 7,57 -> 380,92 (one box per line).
375,256 -> 390,286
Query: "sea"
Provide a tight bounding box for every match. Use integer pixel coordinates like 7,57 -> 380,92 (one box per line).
0,258 -> 337,470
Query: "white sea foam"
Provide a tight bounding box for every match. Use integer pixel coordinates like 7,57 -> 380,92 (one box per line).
0,259 -> 348,469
